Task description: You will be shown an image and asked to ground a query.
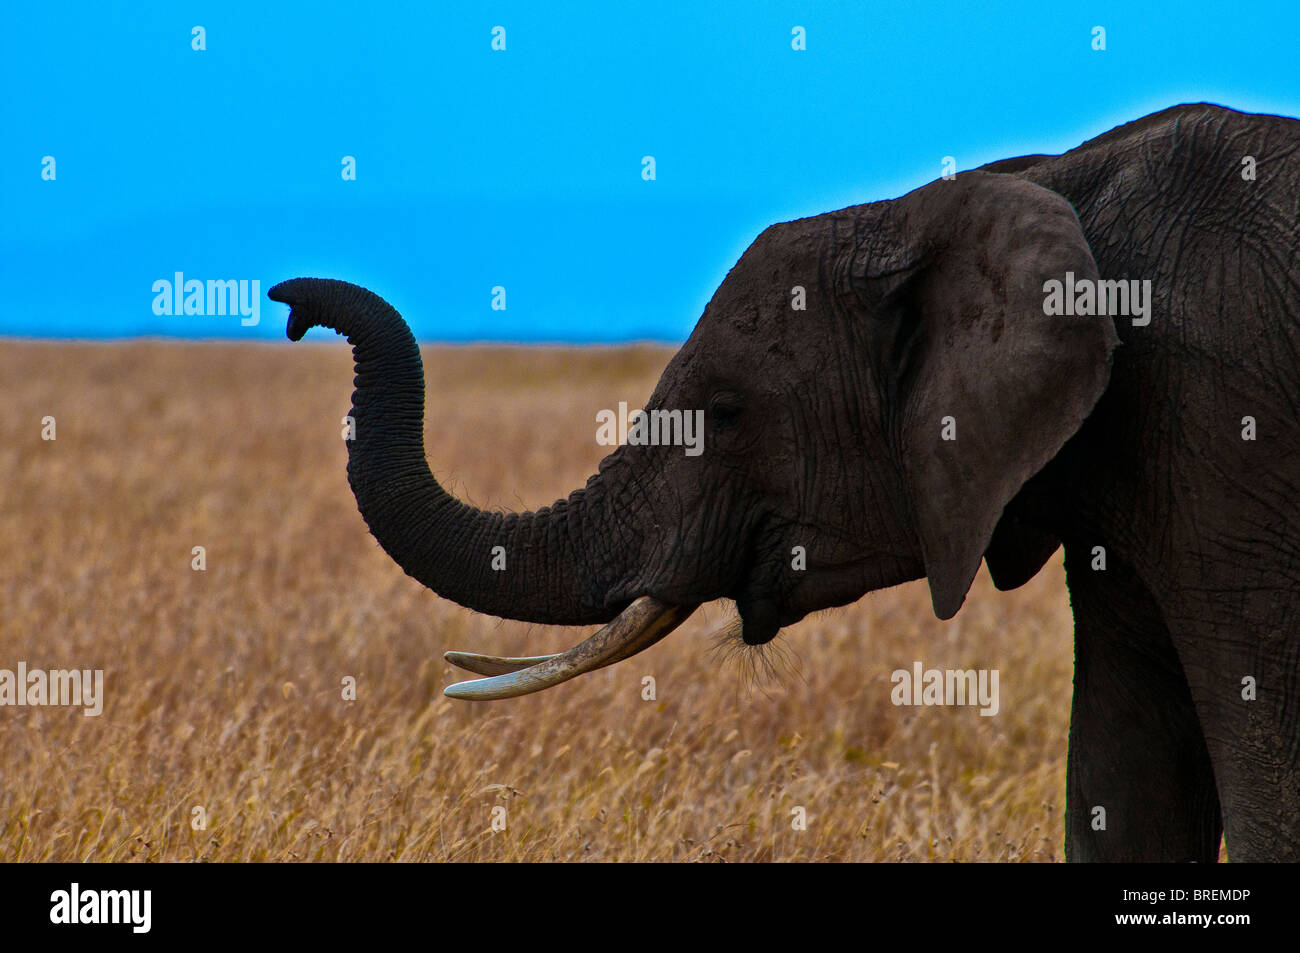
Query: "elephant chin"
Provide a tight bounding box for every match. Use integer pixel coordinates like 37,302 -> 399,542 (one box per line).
441,597 -> 699,700
737,596 -> 783,645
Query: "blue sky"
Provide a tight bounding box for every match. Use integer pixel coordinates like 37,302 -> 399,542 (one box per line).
4,1 -> 1298,342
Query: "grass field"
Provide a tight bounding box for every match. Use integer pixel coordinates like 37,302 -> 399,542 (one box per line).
2,340 -> 1078,861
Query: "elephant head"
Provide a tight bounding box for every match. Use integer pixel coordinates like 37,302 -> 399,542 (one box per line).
271,171 -> 1117,699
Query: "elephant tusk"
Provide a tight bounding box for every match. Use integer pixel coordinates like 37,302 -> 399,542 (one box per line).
444,651 -> 559,676
444,627 -> 677,675
445,617 -> 687,674
443,596 -> 697,700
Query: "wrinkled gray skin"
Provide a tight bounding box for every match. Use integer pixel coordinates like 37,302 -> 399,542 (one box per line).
271,104 -> 1300,861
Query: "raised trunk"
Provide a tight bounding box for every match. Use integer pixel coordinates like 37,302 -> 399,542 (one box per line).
271,277 -> 621,625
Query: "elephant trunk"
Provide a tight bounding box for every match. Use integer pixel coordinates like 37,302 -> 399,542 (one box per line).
269,277 -> 618,626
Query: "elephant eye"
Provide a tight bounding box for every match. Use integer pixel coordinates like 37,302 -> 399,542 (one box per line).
709,392 -> 745,424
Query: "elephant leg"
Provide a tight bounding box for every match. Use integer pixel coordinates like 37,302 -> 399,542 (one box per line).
1167,602 -> 1300,862
1063,545 -> 1222,861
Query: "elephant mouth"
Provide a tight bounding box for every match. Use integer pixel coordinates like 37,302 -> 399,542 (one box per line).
442,597 -> 699,700
732,547 -> 909,646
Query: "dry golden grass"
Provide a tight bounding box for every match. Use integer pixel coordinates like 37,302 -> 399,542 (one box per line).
1,340 -> 1076,862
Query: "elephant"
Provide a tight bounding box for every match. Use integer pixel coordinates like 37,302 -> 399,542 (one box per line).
270,102 -> 1300,862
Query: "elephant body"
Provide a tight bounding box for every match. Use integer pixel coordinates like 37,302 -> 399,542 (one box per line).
273,103 -> 1300,861
986,106 -> 1300,861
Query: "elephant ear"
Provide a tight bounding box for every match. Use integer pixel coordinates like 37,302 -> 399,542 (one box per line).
854,172 -> 1118,619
